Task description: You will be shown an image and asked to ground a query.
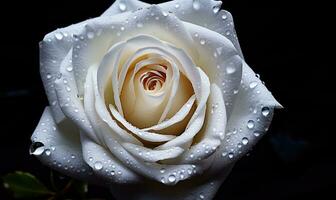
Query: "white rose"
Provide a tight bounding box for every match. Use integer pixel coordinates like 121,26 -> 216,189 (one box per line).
30,0 -> 281,199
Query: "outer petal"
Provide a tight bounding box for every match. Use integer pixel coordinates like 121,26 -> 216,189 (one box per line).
30,107 -> 94,181
209,61 -> 281,175
158,0 -> 243,56
40,21 -> 88,122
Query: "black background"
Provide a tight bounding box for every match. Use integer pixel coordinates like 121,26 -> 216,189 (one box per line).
0,0 -> 332,199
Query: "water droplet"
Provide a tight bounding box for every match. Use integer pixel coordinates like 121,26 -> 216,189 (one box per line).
213,6 -> 220,14
192,0 -> 201,10
262,107 -> 270,117
233,89 -> 239,94
200,39 -> 206,45
228,152 -> 234,159
175,4 -> 180,9
253,131 -> 261,137
247,120 -> 255,129
71,154 -> 76,159
162,11 -> 168,17
66,66 -> 73,72
249,81 -> 258,89
168,174 -> 176,183
225,30 -> 231,36
29,142 -> 45,156
160,168 -> 165,174
242,137 -> 249,145
119,1 -> 127,11
221,151 -> 227,157
94,161 -> 103,170
66,86 -> 71,92
45,149 -> 51,156
55,32 -> 63,40
222,14 -> 228,20
120,26 -> 125,31
161,177 -> 165,183
226,66 -> 236,74
87,32 -> 94,39
46,74 -> 52,79
199,193 -> 205,199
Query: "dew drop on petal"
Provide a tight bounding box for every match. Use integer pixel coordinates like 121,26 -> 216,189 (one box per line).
168,174 -> 176,183
192,0 -> 201,10
200,39 -> 206,45
55,32 -> 63,40
119,1 -> 127,11
262,107 -> 270,117
254,131 -> 261,137
222,14 -> 228,20
175,3 -> 180,9
242,137 -> 249,145
29,142 -> 45,156
249,81 -> 258,89
87,32 -> 95,39
94,161 -> 103,170
66,66 -> 73,72
228,152 -> 234,159
226,66 -> 236,74
247,120 -> 255,129
45,149 -> 51,156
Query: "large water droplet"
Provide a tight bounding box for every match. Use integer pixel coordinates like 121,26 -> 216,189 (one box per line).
247,120 -> 255,129
242,137 -> 249,145
168,174 -> 176,183
262,107 -> 270,117
192,0 -> 201,10
119,1 -> 127,11
29,142 -> 45,156
94,161 -> 103,170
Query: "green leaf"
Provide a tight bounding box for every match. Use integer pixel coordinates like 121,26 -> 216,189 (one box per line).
2,171 -> 55,199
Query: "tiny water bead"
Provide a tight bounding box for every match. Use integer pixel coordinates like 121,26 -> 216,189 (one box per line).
226,66 -> 236,74
94,161 -> 103,170
249,81 -> 258,89
29,142 -> 45,156
200,39 -> 206,45
87,32 -> 95,39
261,107 -> 270,116
242,137 -> 249,145
222,14 -> 228,20
212,5 -> 220,14
54,32 -> 63,40
247,120 -> 255,129
192,0 -> 201,10
228,152 -> 234,159
199,193 -> 205,199
45,149 -> 51,156
253,131 -> 261,137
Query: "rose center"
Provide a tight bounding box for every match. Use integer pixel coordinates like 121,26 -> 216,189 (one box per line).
140,65 -> 167,92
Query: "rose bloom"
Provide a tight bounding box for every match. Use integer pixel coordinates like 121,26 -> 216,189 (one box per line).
30,0 -> 281,199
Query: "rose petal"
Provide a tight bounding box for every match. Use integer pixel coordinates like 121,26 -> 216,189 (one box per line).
31,107 -> 94,181
80,134 -> 140,184
184,22 -> 243,117
158,0 -> 243,56
54,50 -> 100,143
156,67 -> 210,150
40,21 -> 89,122
209,61 -> 281,175
109,105 -> 176,142
122,143 -> 184,162
179,84 -> 227,163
